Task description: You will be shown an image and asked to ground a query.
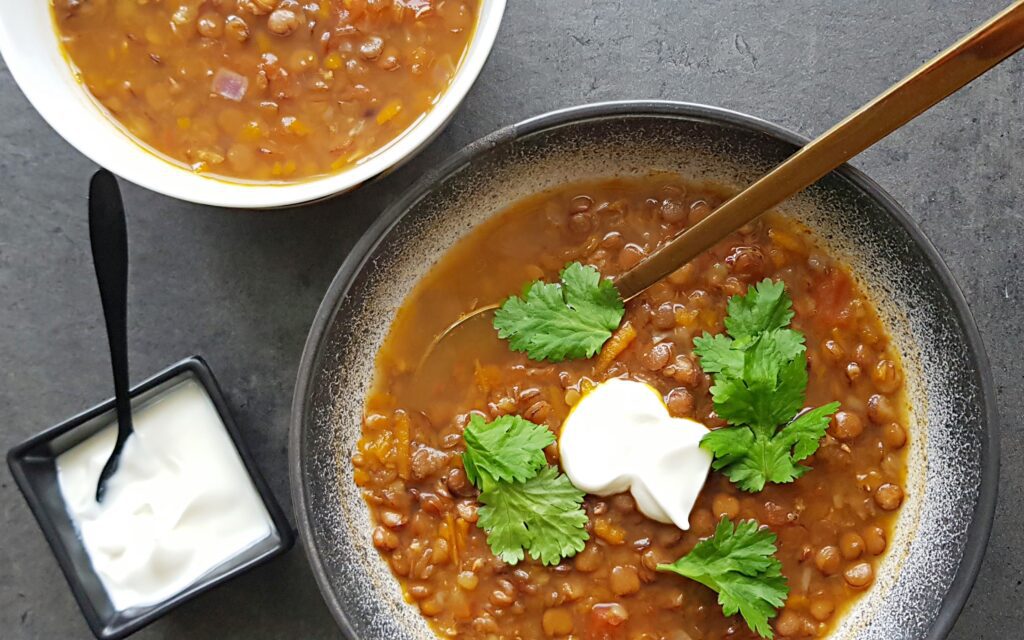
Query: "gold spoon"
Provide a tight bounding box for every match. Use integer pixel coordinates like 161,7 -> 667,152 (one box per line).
423,0 -> 1024,364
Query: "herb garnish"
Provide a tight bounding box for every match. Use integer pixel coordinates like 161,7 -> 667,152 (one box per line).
658,517 -> 788,638
694,279 -> 840,492
494,262 -> 625,362
462,414 -> 588,565
462,414 -> 554,486
477,466 -> 589,565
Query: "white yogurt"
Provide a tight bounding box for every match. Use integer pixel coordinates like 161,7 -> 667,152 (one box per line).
559,378 -> 713,530
56,378 -> 274,611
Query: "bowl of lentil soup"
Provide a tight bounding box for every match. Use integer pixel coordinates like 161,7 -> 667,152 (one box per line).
290,102 -> 997,639
0,0 -> 504,207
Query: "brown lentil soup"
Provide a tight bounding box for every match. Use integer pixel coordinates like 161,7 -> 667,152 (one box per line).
52,0 -> 479,181
355,176 -> 909,639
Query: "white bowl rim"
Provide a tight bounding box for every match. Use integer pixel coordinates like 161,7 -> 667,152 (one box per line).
0,0 -> 506,209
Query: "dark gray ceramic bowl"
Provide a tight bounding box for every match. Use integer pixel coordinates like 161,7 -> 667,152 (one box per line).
289,102 -> 998,639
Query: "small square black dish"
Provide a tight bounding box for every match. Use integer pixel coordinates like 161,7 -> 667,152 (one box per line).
7,356 -> 295,640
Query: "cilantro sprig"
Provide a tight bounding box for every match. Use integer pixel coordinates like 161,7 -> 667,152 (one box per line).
493,262 -> 625,362
658,517 -> 788,638
694,279 -> 840,492
462,414 -> 588,565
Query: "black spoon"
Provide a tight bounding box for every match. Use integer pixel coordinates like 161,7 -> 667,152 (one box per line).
89,169 -> 133,503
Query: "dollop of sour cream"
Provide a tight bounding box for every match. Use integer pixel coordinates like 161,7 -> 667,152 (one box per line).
559,378 -> 713,530
56,379 -> 274,611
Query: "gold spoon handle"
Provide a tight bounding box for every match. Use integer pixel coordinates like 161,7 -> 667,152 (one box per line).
614,0 -> 1024,301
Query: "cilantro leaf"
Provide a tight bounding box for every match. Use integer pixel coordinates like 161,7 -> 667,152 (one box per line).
477,466 -> 589,565
694,280 -> 840,492
658,517 -> 788,639
724,278 -> 794,337
702,432 -> 807,492
462,414 -> 555,489
493,262 -> 625,362
692,332 -> 743,376
708,331 -> 807,432
780,402 -> 842,462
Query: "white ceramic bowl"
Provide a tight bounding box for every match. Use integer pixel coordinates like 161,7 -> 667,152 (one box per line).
0,1 -> 505,209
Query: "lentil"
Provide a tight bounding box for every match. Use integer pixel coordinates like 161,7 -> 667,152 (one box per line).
815,545 -> 842,576
542,608 -> 574,637
843,562 -> 874,588
839,532 -> 865,560
809,597 -> 835,622
641,341 -> 674,371
863,526 -> 887,555
830,410 -> 864,440
609,565 -> 641,596
874,483 -> 904,510
883,422 -> 908,449
666,387 -> 695,418
712,493 -> 741,520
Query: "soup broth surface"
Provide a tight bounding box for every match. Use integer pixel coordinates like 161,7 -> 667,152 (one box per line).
53,0 -> 479,181
356,176 -> 910,639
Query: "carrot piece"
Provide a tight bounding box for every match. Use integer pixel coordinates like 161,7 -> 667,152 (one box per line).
474,360 -> 502,394
445,511 -> 460,568
394,410 -> 411,480
593,518 -> 626,545
594,320 -> 636,373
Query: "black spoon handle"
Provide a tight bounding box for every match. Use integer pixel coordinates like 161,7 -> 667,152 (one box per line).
89,170 -> 133,502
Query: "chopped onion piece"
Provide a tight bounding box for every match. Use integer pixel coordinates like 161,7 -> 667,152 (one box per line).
401,0 -> 433,18
212,68 -> 248,102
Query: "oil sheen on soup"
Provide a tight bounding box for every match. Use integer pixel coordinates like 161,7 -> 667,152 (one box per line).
355,176 -> 909,639
52,0 -> 480,181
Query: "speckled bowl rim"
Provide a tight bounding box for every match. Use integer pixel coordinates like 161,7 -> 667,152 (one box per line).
289,100 -> 999,639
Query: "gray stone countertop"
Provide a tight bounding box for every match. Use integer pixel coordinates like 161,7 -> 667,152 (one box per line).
1,1 -> 1021,638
